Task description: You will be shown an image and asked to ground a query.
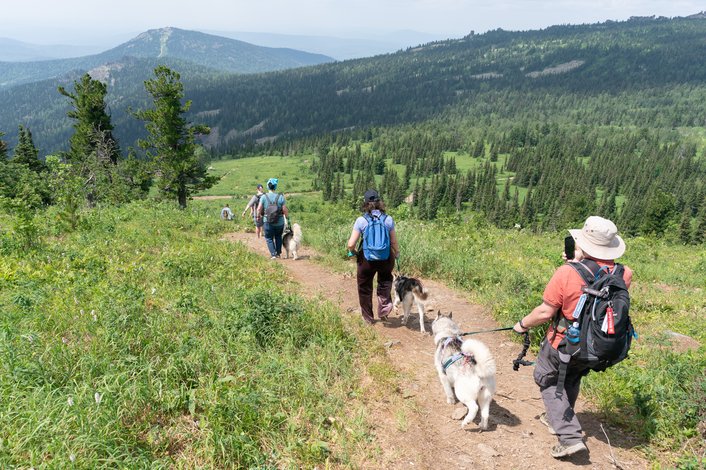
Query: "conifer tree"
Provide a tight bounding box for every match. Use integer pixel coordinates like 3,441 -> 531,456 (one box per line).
0,131 -> 8,161
136,66 -> 216,208
58,74 -> 120,165
693,201 -> 706,245
13,125 -> 44,173
678,208 -> 692,245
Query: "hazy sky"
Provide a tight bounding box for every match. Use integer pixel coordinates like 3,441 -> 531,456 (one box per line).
1,0 -> 703,45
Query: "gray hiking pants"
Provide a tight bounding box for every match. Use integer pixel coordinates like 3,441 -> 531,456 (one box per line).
533,340 -> 589,446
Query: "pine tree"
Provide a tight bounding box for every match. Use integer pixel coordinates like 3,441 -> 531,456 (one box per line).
678,208 -> 692,245
136,66 -> 216,208
13,126 -> 44,173
402,163 -> 412,190
693,200 -> 706,245
58,74 -> 120,165
0,131 -> 8,162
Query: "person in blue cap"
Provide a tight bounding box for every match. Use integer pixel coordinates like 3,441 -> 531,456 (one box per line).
257,178 -> 289,258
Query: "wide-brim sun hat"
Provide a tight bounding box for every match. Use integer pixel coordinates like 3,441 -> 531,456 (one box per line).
569,216 -> 626,260
267,178 -> 278,189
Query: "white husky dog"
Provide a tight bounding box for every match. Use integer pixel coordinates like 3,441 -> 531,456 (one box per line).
282,223 -> 302,260
432,312 -> 496,430
392,275 -> 429,333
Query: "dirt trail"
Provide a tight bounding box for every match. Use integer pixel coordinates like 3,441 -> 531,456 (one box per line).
225,232 -> 649,469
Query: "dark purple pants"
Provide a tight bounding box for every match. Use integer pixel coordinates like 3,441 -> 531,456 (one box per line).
356,255 -> 394,324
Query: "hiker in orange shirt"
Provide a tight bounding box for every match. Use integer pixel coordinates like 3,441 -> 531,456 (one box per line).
513,216 -> 633,459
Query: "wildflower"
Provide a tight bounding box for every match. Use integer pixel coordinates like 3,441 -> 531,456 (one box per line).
151,287 -> 157,295
67,396 -> 74,406
91,310 -> 97,322
94,392 -> 102,405
69,453 -> 75,462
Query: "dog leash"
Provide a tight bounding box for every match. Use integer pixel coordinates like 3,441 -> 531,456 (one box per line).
512,331 -> 534,371
458,327 -> 534,371
459,326 -> 515,336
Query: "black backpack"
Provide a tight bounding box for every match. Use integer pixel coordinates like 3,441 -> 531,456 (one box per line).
555,259 -> 634,396
263,193 -> 283,224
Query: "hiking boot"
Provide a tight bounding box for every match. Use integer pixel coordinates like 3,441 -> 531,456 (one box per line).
551,441 -> 587,459
539,412 -> 557,435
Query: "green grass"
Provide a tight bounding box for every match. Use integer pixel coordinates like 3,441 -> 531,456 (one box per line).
0,201 -> 368,468
199,155 -> 705,466
202,155 -> 316,197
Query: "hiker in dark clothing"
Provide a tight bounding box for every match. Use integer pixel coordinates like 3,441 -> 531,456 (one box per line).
346,189 -> 399,325
242,184 -> 265,238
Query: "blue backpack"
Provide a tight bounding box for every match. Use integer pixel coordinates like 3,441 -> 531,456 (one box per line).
362,213 -> 390,261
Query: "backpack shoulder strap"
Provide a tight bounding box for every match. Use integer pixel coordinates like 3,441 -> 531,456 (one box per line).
568,260 -> 596,286
613,263 -> 624,278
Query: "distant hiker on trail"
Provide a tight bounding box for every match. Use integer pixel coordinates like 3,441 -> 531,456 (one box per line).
257,178 -> 289,259
346,189 -> 399,325
513,216 -> 634,459
242,184 -> 265,238
220,204 -> 233,220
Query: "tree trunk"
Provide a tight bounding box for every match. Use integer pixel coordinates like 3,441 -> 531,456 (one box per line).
178,184 -> 187,209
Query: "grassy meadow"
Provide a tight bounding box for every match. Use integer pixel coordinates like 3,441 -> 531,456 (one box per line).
0,201 -> 377,468
0,150 -> 702,467
215,154 -> 706,467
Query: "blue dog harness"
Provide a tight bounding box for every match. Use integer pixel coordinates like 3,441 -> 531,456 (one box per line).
440,336 -> 476,372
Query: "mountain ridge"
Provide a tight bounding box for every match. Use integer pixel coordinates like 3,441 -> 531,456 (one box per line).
0,27 -> 333,89
3,16 -> 706,153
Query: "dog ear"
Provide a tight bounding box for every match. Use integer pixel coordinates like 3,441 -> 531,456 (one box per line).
436,310 -> 441,319
449,311 -> 453,319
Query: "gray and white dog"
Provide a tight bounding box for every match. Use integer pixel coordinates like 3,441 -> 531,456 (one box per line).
432,312 -> 497,430
282,223 -> 302,260
392,275 -> 429,333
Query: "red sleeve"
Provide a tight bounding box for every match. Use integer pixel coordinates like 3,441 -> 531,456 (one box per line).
542,265 -> 573,309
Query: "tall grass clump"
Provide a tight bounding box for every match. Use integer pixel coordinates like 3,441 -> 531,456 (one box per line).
0,201 -> 363,468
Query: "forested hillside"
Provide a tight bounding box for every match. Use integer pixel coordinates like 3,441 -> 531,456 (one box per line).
3,16 -> 706,153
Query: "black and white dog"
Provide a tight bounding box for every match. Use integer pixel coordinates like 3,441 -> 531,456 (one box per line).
392,275 -> 429,333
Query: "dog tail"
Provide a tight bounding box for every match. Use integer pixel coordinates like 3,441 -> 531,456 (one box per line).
412,283 -> 428,301
461,339 -> 496,379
